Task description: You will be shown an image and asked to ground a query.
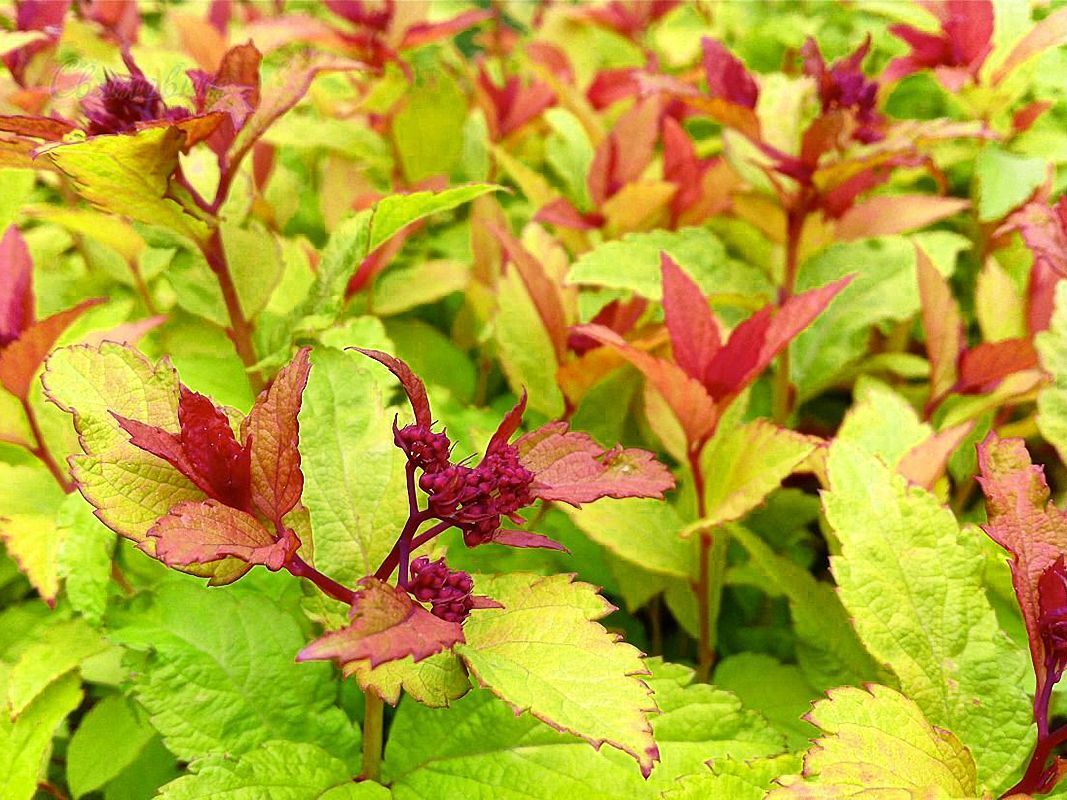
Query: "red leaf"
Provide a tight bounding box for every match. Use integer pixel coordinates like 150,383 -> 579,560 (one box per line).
487,222 -> 570,361
568,296 -> 647,355
885,0 -> 993,87
978,434 -> 1067,701
956,339 -> 1039,395
515,421 -> 675,505
146,499 -> 294,570
572,324 -> 718,448
588,96 -> 661,205
701,38 -> 758,109
835,195 -> 969,240
0,298 -> 104,400
487,391 -> 527,454
534,198 -> 603,231
916,244 -> 963,405
0,115 -> 77,141
400,8 -> 492,50
244,347 -> 311,524
178,387 -> 252,511
115,387 -> 253,511
297,577 -> 464,668
491,529 -> 569,552
660,252 -> 722,384
897,421 -> 974,490
703,277 -> 851,402
0,225 -> 35,346
354,348 -> 432,427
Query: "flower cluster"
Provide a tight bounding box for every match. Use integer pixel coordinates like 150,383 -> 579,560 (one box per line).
409,556 -> 476,623
1039,558 -> 1067,685
81,51 -> 188,136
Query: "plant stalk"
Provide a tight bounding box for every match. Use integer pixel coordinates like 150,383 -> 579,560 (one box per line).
772,194 -> 811,425
688,448 -> 716,681
286,556 -> 355,605
200,230 -> 265,394
21,398 -> 73,493
360,691 -> 385,782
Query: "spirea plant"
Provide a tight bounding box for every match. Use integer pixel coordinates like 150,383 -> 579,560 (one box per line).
5,1 -> 1067,798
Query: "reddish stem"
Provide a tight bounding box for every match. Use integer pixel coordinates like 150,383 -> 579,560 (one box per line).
200,230 -> 265,393
21,397 -> 73,493
286,556 -> 355,605
689,447 -> 714,682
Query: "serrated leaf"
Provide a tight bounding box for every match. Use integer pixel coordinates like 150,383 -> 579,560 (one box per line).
43,343 -> 201,542
713,654 -> 818,750
455,573 -> 659,776
768,685 -> 984,799
661,755 -> 802,800
67,694 -> 155,799
56,493 -> 114,624
114,582 -> 359,762
299,578 -> 464,669
696,420 -> 820,528
345,651 -> 471,707
44,127 -> 211,242
0,669 -> 81,800
823,441 -> 1033,791
0,462 -> 66,603
147,500 -> 288,569
157,741 -> 387,800
298,347 -> 409,583
384,659 -> 785,798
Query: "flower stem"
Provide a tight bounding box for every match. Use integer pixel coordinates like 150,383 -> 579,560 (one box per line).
285,556 -> 355,605
772,198 -> 808,426
199,230 -> 265,394
360,691 -> 385,782
688,448 -> 717,681
21,398 -> 72,493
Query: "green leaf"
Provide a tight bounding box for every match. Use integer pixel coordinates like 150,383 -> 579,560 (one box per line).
371,259 -> 468,316
456,573 -> 658,775
391,70 -> 468,182
564,498 -> 691,579
43,343 -> 201,542
384,659 -> 785,798
44,127 -> 211,242
222,221 -> 283,320
660,755 -> 802,800
0,669 -> 82,800
67,694 -> 156,798
713,654 -> 818,750
793,238 -> 919,398
1037,281 -> 1067,463
974,145 -> 1047,222
696,420 -> 819,529
768,685 -> 981,798
545,108 -> 595,210
493,264 -> 566,417
298,347 -> 409,583
113,582 -> 359,762
566,227 -> 770,303
158,741 -> 387,800
304,185 -> 499,319
835,378 -> 930,466
726,523 -> 883,689
823,441 -> 1033,791
56,492 -> 114,624
0,462 -> 66,603
7,618 -> 107,716
345,651 -> 471,708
